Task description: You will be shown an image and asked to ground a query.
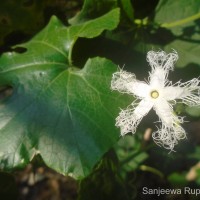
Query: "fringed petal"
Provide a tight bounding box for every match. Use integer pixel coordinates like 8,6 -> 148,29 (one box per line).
111,70 -> 136,93
147,50 -> 178,71
148,50 -> 178,88
152,125 -> 186,151
111,50 -> 196,151
111,69 -> 150,98
176,78 -> 200,106
154,99 -> 184,128
162,86 -> 184,101
149,68 -> 168,88
116,99 -> 153,136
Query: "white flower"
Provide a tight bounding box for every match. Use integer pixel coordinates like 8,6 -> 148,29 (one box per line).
111,50 -> 200,151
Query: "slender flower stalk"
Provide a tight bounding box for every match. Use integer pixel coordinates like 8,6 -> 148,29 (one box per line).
111,50 -> 200,151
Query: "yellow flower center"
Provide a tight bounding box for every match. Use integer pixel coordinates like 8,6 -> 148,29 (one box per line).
151,90 -> 159,99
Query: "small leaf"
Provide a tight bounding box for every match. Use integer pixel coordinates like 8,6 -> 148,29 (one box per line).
115,136 -> 148,172
155,0 -> 199,26
186,106 -> 200,117
69,0 -> 118,25
168,172 -> 188,186
129,0 -> 200,68
71,8 -> 120,39
154,0 -> 200,67
119,0 -> 134,21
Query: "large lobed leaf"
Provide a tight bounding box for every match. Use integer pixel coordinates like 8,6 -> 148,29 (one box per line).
0,9 -> 130,179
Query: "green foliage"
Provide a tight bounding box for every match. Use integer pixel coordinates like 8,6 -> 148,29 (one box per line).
154,0 -> 200,67
115,135 -> 148,176
119,0 -> 134,21
0,8 -> 128,179
0,0 -> 63,47
78,151 -> 130,200
186,106 -> 200,117
168,172 -> 188,187
69,0 -> 118,24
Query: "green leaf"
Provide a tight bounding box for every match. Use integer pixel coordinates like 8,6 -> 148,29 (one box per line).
186,106 -> 200,117
153,0 -> 200,67
128,0 -> 200,68
71,8 -> 120,39
115,136 -> 148,172
123,152 -> 148,171
155,0 -> 200,27
69,0 -> 118,25
119,0 -> 134,21
168,172 -> 188,186
0,15 -> 130,179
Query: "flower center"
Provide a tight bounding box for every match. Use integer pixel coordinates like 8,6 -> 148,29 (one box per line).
150,90 -> 159,99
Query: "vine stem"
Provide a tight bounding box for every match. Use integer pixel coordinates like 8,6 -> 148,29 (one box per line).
161,12 -> 200,28
140,165 -> 164,179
